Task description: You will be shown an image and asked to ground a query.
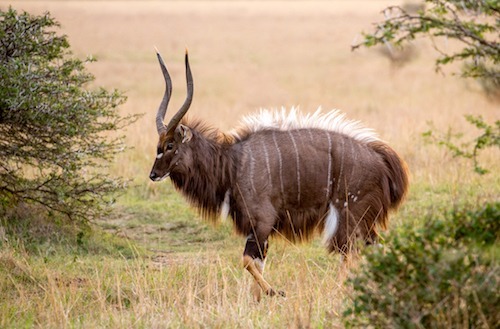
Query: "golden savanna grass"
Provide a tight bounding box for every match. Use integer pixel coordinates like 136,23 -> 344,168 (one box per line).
1,1 -> 498,328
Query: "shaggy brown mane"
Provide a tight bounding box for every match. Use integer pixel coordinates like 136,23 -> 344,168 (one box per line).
181,117 -> 237,145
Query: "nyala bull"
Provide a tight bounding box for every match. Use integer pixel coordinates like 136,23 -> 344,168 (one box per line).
149,51 -> 409,300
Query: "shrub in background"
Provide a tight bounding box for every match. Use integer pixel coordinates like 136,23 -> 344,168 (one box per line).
423,115 -> 500,175
343,202 -> 499,328
0,8 -> 136,224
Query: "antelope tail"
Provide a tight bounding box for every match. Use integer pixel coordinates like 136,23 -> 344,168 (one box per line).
372,141 -> 409,209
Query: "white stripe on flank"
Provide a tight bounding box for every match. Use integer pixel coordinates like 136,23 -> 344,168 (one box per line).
322,203 -> 339,245
307,128 -> 314,141
288,130 -> 301,205
261,138 -> 272,186
348,138 -> 356,186
326,131 -> 332,200
272,131 -> 285,198
220,190 -> 230,220
337,138 -> 345,192
351,140 -> 362,188
248,147 -> 257,194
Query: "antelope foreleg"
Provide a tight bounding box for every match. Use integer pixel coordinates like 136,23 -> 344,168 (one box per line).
242,255 -> 273,300
242,234 -> 285,300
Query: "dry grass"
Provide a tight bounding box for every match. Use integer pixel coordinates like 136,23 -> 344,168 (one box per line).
1,237 -> 350,328
1,1 -> 498,327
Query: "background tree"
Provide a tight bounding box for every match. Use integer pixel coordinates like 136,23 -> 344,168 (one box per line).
353,0 -> 499,174
352,0 -> 499,83
0,8 -> 136,223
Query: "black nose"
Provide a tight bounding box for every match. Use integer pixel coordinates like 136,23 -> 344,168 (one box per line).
149,172 -> 157,181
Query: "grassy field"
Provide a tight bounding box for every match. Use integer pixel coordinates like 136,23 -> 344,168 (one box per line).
0,1 -> 498,328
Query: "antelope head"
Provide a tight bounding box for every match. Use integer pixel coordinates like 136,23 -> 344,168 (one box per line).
149,51 -> 194,182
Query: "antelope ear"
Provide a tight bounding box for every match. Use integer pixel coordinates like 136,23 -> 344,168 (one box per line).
176,124 -> 193,143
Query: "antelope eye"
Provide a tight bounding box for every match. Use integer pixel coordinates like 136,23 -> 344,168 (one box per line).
166,143 -> 174,151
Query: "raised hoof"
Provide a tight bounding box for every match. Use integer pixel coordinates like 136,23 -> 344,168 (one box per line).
266,289 -> 286,298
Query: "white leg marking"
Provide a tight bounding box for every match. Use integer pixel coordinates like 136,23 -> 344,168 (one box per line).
272,131 -> 285,199
288,130 -> 301,205
322,203 -> 339,245
254,258 -> 266,274
220,190 -> 231,220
